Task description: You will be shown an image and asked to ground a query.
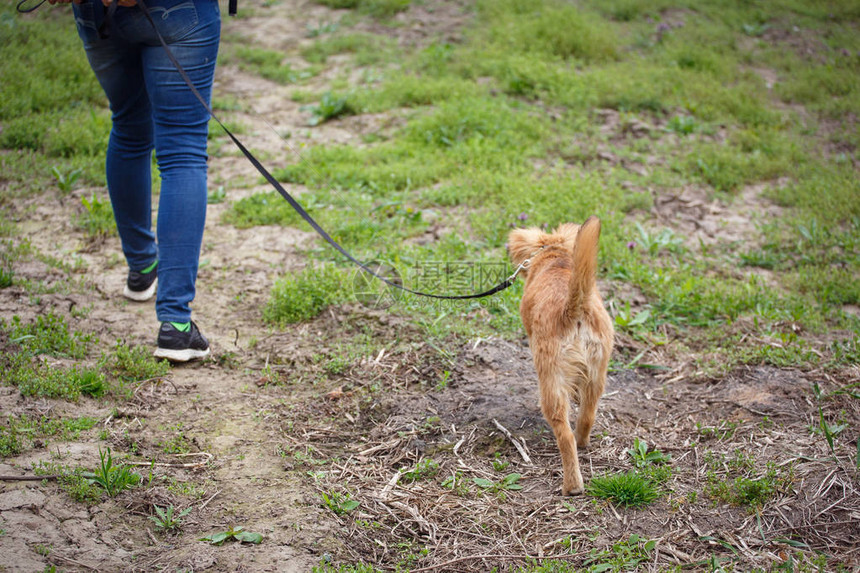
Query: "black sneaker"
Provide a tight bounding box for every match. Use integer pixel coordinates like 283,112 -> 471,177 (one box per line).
124,262 -> 157,302
154,321 -> 210,362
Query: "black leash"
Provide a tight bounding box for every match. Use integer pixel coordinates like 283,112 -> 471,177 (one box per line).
135,0 -> 522,301
16,0 -> 46,13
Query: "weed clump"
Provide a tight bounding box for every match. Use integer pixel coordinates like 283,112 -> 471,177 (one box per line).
265,265 -> 347,325
83,447 -> 141,498
586,471 -> 660,507
107,341 -> 170,382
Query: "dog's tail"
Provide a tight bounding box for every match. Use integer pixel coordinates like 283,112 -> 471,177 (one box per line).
567,216 -> 601,315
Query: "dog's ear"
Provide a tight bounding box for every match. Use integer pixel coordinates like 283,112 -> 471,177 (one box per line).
554,222 -> 581,249
507,227 -> 544,268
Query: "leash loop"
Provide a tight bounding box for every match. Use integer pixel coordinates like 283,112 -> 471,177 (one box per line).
507,258 -> 530,283
16,0 -> 47,13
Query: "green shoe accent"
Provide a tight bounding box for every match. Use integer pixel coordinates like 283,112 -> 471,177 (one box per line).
170,321 -> 191,332
142,260 -> 158,274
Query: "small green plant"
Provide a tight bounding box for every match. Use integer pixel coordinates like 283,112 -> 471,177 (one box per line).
155,424 -> 191,454
84,447 -> 140,497
0,424 -> 23,457
312,0 -> 410,19
856,437 -> 860,470
472,472 -> 523,494
0,264 -> 12,288
0,415 -> 98,457
149,505 -> 192,532
323,354 -> 350,375
633,222 -> 684,256
667,115 -> 697,135
77,368 -> 107,398
811,383 -> 846,453
106,341 -> 170,382
34,462 -> 102,504
627,438 -> 672,468
208,185 -> 227,204
306,21 -> 339,38
705,461 -> 790,511
741,22 -> 770,37
5,311 -> 95,359
308,92 -> 355,125
231,46 -> 308,84
401,458 -> 440,482
491,453 -> 510,472
51,165 -> 82,194
78,194 -> 116,238
311,560 -> 383,573
265,265 -> 346,325
708,475 -> 771,510
586,471 -> 660,507
321,490 -> 360,515
441,470 -> 468,496
435,369 -> 451,391
583,534 -> 656,571
696,420 -> 740,441
613,301 -> 650,330
200,525 -> 263,545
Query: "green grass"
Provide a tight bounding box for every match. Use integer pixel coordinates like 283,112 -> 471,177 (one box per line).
34,461 -> 103,504
0,314 -> 101,404
83,446 -> 141,497
586,471 -> 661,507
105,341 -> 171,383
221,46 -> 314,85
265,264 -> 349,325
0,415 -> 98,458
312,0 -> 410,19
3,345 -> 110,400
308,92 -> 357,125
301,33 -> 394,66
706,463 -> 790,511
3,311 -> 95,358
77,193 -> 116,239
0,6 -> 108,194
0,313 -> 170,400
312,563 -> 383,573
471,0 -> 619,63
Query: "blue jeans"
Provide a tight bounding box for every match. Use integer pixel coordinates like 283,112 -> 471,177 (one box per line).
73,0 -> 220,323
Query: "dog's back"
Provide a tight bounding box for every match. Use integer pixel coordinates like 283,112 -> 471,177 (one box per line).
563,217 -> 614,395
508,217 -> 614,495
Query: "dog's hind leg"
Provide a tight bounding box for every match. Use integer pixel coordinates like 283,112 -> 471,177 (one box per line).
540,378 -> 583,495
574,371 -> 603,450
574,348 -> 608,449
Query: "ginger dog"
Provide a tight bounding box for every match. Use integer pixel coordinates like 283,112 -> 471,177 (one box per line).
508,216 -> 614,495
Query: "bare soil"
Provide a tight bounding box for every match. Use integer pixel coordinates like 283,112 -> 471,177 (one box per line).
1,1 -> 859,572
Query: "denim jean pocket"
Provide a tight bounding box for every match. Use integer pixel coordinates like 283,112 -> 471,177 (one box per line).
72,1 -> 100,47
121,0 -> 199,44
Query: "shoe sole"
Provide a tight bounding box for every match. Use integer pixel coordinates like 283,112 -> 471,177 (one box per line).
123,278 -> 157,302
154,346 -> 210,363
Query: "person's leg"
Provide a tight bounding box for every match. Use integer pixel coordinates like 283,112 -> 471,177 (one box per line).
73,1 -> 158,275
138,0 -> 221,324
